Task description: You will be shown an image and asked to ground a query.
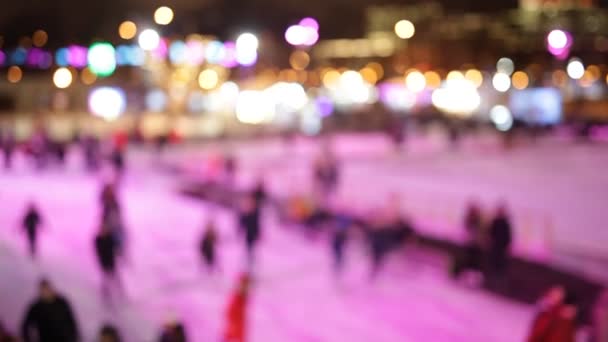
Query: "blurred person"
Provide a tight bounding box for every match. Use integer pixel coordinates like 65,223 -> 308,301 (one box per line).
100,183 -> 120,223
110,147 -> 125,176
331,212 -> 352,276
488,204 -> 512,286
22,203 -> 43,258
0,321 -> 17,342
527,287 -> 578,342
223,274 -> 250,342
1,130 -> 16,169
21,279 -> 79,342
94,225 -> 121,299
452,202 -> 485,279
158,319 -> 187,342
223,154 -> 237,186
199,220 -> 219,273
83,135 -> 101,171
98,324 -> 121,342
238,193 -> 262,267
312,144 -> 339,201
252,179 -> 267,208
30,129 -> 49,170
592,289 -> 608,342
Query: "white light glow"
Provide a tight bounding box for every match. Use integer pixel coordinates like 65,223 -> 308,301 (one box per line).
138,29 -> 160,51
496,57 -> 515,75
490,105 -> 514,131
567,59 -> 585,79
89,87 -> 126,120
405,71 -> 426,93
236,91 -> 276,124
492,73 -> 511,92
431,79 -> 481,116
53,67 -> 73,89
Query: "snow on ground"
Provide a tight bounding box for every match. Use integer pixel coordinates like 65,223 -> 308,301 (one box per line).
0,143 -> 534,341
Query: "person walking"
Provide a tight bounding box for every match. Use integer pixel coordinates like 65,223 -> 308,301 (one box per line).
199,220 -> 219,273
94,225 -> 121,299
238,194 -> 261,268
330,213 -> 351,276
21,279 -> 79,342
223,274 -> 250,342
22,203 -> 43,258
452,202 -> 485,279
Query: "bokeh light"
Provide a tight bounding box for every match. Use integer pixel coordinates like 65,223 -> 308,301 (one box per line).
322,70 -> 341,88
7,66 -> 22,83
359,67 -> 378,85
68,45 -> 88,68
169,40 -> 188,65
236,91 -> 276,124
88,87 -> 126,120
145,89 -> 167,112
567,58 -> 585,80
154,6 -> 174,25
80,67 -> 97,85
405,70 -> 426,92
285,23 -> 319,46
447,71 -> 464,81
299,17 -> 320,31
32,30 -> 48,47
424,71 -> 441,89
87,42 -> 116,77
511,71 -> 529,90
289,51 -> 310,71
119,21 -> 137,40
431,79 -> 480,116
464,69 -> 483,88
547,30 -> 568,49
198,69 -> 220,90
394,20 -> 415,39
206,41 -> 226,64
235,33 -> 259,66
55,48 -> 69,67
53,67 -> 73,89
138,29 -> 160,51
490,105 -> 513,131
492,73 -> 511,92
366,62 -> 384,80
496,57 -> 515,75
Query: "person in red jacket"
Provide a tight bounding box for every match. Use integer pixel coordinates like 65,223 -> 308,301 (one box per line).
528,286 -> 578,342
223,274 -> 251,342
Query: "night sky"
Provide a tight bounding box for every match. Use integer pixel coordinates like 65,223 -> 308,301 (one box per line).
2,0 -> 606,46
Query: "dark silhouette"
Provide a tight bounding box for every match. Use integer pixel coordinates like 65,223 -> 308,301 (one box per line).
331,213 -> 351,275
0,320 -> 17,342
488,204 -> 512,288
21,279 -> 79,342
238,194 -> 261,267
158,321 -> 187,342
98,324 -> 121,342
22,203 -> 42,257
452,202 -> 485,278
199,221 -> 218,272
95,225 -> 121,298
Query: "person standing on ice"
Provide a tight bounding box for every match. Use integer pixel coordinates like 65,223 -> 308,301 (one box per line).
330,213 -> 351,276
199,220 -> 219,273
94,224 -> 121,299
488,203 -> 512,287
21,203 -> 43,258
21,279 -> 79,342
238,193 -> 262,268
223,274 -> 250,342
1,129 -> 16,169
312,144 -> 339,202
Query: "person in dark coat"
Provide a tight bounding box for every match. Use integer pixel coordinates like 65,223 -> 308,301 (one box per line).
21,279 -> 79,342
159,320 -> 187,342
200,221 -> 218,272
98,324 -> 121,342
331,214 -> 351,276
95,225 -> 120,298
238,194 -> 261,267
22,203 -> 43,257
452,202 -> 485,278
488,204 -> 512,284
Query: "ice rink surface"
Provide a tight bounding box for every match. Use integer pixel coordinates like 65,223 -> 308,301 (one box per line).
2,132 -> 606,341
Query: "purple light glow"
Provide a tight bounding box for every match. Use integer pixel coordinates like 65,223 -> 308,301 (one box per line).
186,40 -> 205,65
152,38 -> 169,59
0,51 -> 5,66
315,96 -> 334,117
38,52 -> 53,69
221,42 -> 239,68
68,45 -> 88,68
547,30 -> 572,60
299,17 -> 319,31
26,48 -> 44,67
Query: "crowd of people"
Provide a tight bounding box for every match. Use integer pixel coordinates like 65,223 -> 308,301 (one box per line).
2,132 -> 607,342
